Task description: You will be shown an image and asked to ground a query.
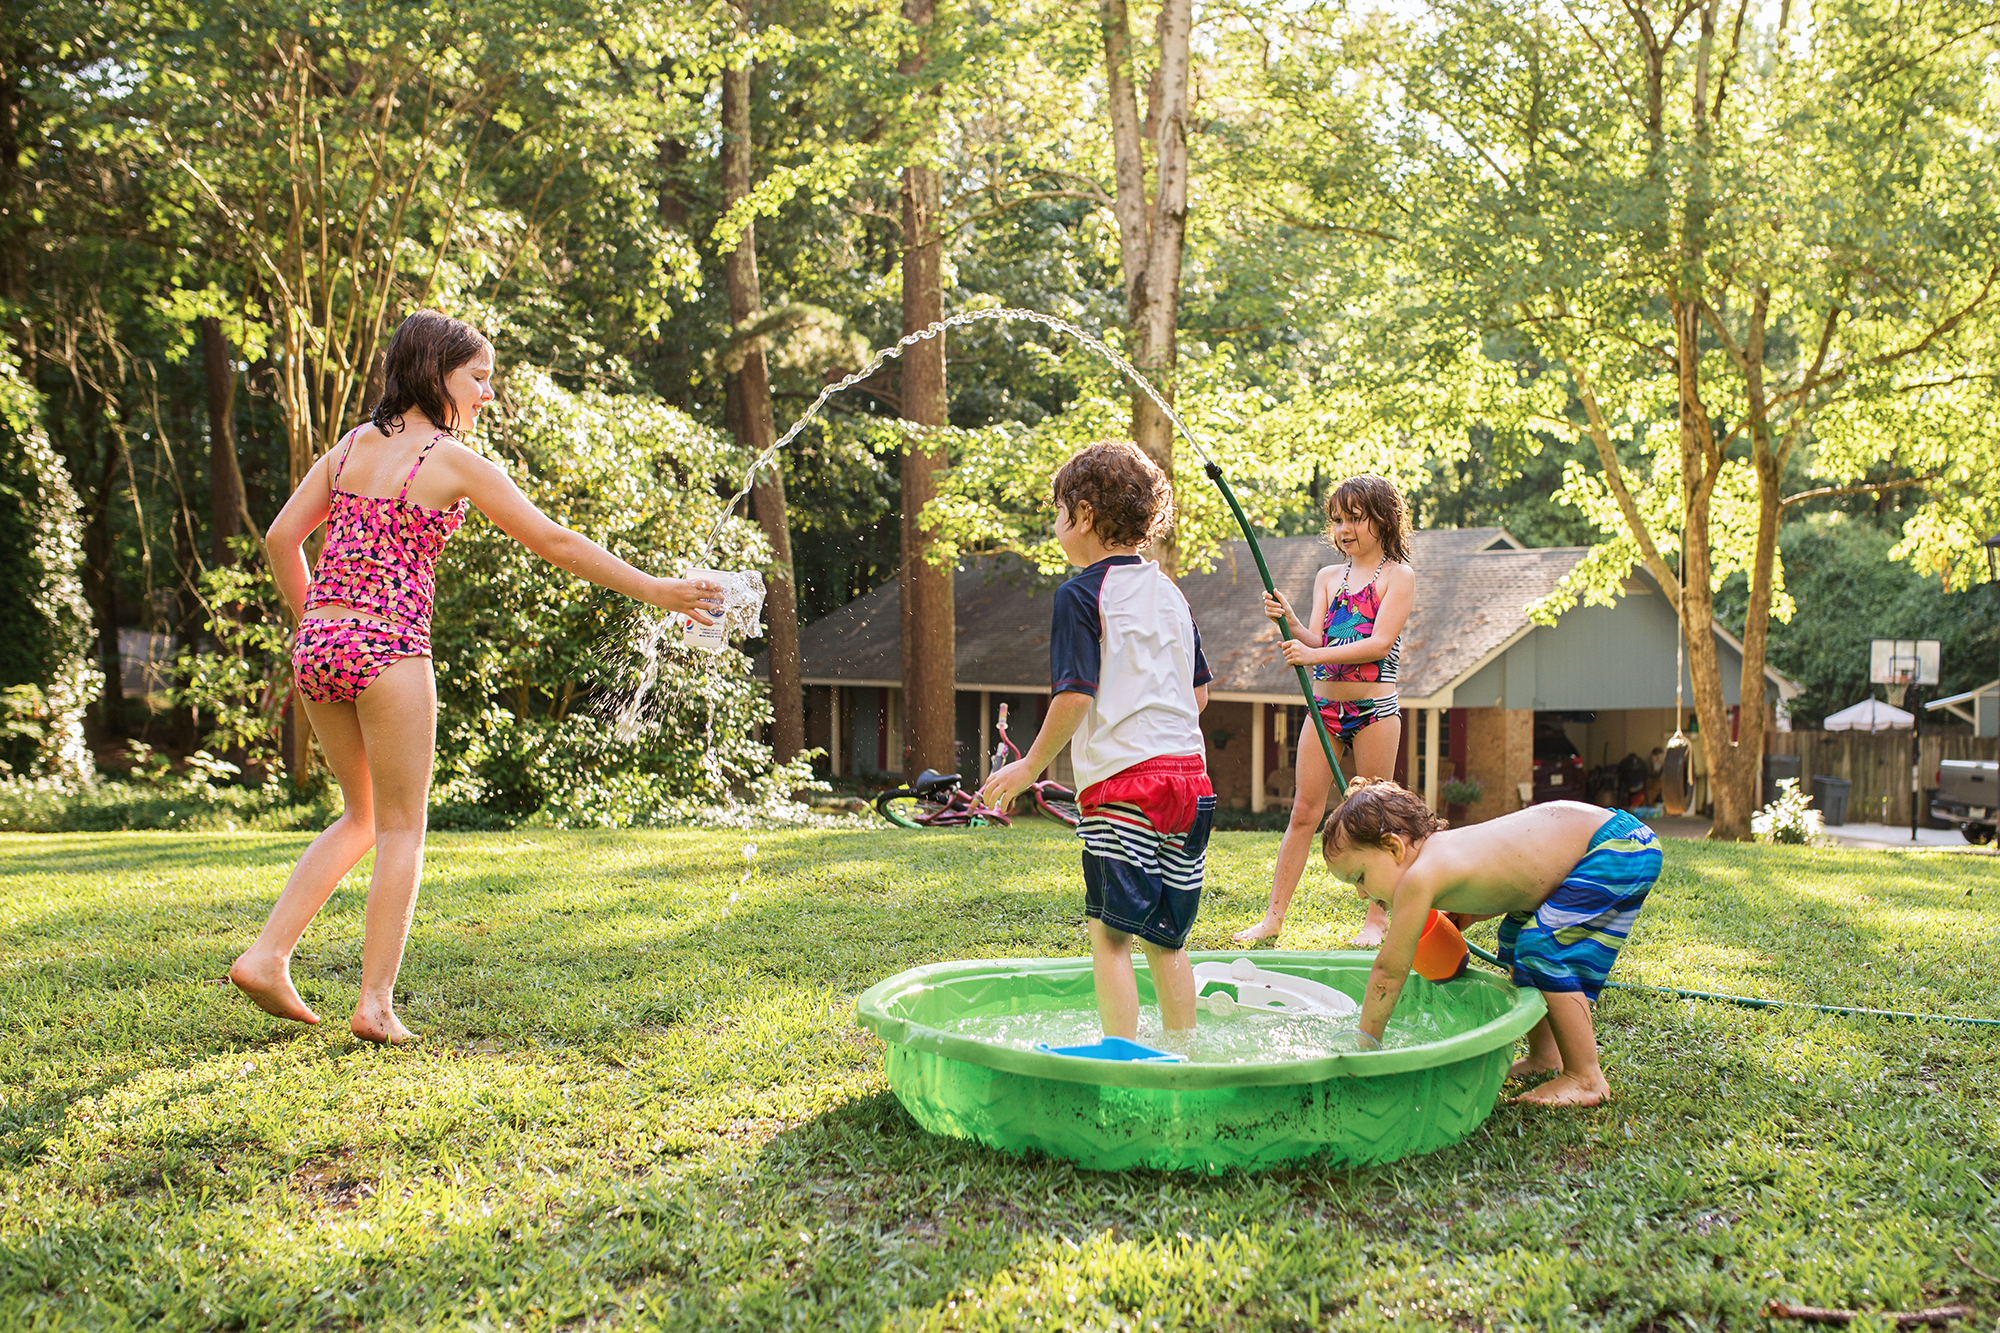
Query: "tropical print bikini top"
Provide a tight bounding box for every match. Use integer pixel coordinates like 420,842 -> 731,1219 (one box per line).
303,429 -> 469,631
1314,555 -> 1402,685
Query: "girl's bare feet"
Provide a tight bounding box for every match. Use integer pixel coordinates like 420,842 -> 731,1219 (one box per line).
228,952 -> 321,1025
1512,1072 -> 1608,1107
1509,1053 -> 1561,1079
351,1003 -> 418,1044
1232,917 -> 1284,944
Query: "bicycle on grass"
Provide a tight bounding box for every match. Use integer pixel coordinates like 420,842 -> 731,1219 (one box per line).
874,703 -> 1080,829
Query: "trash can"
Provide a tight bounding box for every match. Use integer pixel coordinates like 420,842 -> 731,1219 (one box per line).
1811,774 -> 1851,826
1763,754 -> 1801,808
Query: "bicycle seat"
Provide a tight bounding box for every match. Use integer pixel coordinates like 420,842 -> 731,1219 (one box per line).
913,769 -> 962,796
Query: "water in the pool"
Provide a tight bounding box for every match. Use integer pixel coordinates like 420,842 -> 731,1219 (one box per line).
943,998 -> 1452,1063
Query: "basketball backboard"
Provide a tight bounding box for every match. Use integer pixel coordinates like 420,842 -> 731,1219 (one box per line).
1869,639 -> 1940,686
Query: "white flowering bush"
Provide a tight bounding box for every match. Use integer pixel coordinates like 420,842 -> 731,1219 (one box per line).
1752,778 -> 1824,846
0,348 -> 95,786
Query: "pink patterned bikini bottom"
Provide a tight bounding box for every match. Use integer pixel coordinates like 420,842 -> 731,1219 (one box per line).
293,616 -> 432,704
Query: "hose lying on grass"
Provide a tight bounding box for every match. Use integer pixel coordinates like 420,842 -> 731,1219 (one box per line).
1766,1298 -> 1970,1328
1461,941 -> 2000,1030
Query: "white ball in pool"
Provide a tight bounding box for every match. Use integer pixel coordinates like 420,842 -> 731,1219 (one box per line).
1230,957 -> 1258,980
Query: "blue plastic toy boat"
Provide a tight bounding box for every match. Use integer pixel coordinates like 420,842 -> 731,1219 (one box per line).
1034,1036 -> 1186,1063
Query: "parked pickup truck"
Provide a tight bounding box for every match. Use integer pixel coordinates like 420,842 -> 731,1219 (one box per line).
1931,759 -> 1999,846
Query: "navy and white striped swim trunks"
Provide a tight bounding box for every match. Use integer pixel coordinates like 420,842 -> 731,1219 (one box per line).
1076,753 -> 1216,950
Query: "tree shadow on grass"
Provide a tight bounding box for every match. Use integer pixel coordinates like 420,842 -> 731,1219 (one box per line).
0,1071 -> 153,1169
11,834 -> 1998,1085
0,835 -> 313,880
76,835 -> 1989,1057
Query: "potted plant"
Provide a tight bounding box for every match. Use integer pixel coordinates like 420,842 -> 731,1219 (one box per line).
1440,776 -> 1484,824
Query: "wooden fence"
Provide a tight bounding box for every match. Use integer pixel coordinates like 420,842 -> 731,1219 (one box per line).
1764,729 -> 1998,826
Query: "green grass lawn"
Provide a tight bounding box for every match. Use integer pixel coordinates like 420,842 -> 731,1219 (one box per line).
2,826 -> 1996,1331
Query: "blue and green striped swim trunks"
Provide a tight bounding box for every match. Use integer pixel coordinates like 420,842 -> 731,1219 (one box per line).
1496,809 -> 1662,1000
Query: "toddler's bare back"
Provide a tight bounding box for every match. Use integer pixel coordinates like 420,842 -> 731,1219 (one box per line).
1416,801 -> 1624,917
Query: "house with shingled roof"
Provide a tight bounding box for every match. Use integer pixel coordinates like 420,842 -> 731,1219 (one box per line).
761,528 -> 1798,823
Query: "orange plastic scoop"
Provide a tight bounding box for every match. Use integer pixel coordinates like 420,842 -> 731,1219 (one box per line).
1413,910 -> 1469,982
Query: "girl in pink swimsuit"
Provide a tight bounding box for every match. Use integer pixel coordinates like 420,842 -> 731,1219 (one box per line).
1235,474 -> 1417,948
230,310 -> 725,1044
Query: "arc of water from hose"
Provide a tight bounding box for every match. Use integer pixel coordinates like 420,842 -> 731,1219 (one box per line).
633,306 -> 1349,788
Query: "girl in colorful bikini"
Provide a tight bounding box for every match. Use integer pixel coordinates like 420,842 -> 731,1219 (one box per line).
1234,474 -> 1415,948
230,310 -> 723,1043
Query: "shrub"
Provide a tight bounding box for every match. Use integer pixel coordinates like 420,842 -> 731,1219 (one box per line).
1752,778 -> 1824,846
44,371 -> 823,830
0,748 -> 338,832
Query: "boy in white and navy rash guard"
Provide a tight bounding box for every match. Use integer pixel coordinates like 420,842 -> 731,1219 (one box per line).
981,441 -> 1215,1041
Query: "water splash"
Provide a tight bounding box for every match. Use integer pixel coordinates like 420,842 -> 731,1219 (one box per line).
941,1004 -> 1442,1063
612,306 -> 1213,743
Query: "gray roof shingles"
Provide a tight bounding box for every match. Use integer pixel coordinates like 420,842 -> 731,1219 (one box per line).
779,529 -> 1587,700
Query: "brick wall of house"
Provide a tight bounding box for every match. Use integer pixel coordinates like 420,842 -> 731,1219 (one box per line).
1459,707 -> 1534,823
1200,701 -> 1258,809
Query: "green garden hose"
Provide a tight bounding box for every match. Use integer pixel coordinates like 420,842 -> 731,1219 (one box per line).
1203,462 -> 1348,790
1462,940 -> 2000,1030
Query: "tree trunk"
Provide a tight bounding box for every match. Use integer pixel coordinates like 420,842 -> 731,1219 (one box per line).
1733,287 -> 1781,833
897,0 -> 957,780
81,448 -> 123,739
1099,0 -> 1192,575
721,14 -> 804,764
168,426 -> 202,755
200,317 -> 246,565
360,347 -> 385,425
0,68 -> 32,370
1673,296 -> 1754,838
658,137 -> 689,230
1676,0 -> 1758,839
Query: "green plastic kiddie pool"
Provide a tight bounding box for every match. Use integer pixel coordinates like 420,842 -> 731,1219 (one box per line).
855,950 -> 1547,1173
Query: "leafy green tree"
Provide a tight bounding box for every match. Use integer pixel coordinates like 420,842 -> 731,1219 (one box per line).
1716,514 -> 2000,727
1258,0 -> 2000,836
131,0 -> 726,775
151,0 -> 709,470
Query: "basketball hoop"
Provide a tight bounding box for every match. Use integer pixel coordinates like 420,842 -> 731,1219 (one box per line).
1870,639 -> 1938,711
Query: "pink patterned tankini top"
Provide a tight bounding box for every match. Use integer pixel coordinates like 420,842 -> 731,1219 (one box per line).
303,429 -> 468,631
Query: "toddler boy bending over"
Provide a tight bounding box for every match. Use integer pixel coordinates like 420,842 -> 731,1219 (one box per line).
1321,778 -> 1663,1106
981,441 -> 1215,1041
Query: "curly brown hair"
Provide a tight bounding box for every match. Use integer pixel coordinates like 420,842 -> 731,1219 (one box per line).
1321,776 -> 1446,857
1326,474 -> 1411,564
1050,441 -> 1174,550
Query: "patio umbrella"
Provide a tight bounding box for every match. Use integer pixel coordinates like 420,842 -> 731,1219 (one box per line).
1823,697 -> 1914,732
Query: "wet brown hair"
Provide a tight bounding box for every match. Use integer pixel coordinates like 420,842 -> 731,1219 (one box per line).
1050,441 -> 1174,550
1321,776 -> 1446,857
371,310 -> 491,437
1327,474 -> 1411,564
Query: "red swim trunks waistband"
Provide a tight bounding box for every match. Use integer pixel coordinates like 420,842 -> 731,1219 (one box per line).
1078,752 -> 1209,810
